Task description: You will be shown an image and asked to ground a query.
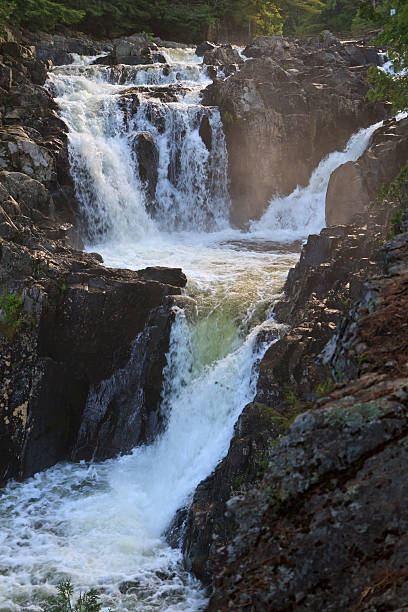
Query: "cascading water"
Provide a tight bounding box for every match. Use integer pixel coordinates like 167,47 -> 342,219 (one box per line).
0,48 -> 389,611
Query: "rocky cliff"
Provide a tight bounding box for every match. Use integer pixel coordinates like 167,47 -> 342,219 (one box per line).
0,32 -> 185,485
207,222 -> 408,610
202,33 -> 390,226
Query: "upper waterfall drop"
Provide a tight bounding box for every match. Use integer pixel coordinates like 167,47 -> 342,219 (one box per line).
48,49 -> 231,243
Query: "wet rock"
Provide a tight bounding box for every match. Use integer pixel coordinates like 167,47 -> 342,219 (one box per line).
130,131 -> 159,205
199,115 -> 212,151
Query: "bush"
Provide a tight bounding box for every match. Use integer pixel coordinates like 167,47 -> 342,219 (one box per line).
45,580 -> 102,612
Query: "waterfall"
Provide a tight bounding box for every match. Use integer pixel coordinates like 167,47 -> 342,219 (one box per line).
0,46 -> 391,611
48,52 -> 230,241
249,120 -> 384,241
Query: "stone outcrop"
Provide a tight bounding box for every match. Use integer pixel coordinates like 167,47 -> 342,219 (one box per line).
94,33 -> 166,66
207,225 -> 408,610
22,31 -> 111,65
326,116 -> 408,225
203,34 -> 389,226
181,210 -> 390,583
0,36 -> 186,485
203,44 -> 242,66
130,130 -> 159,208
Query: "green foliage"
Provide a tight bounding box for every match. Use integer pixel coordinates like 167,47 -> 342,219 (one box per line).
283,384 -> 300,410
364,1 -> 408,112
316,376 -> 336,398
0,292 -> 23,338
0,0 -> 324,41
45,580 -> 102,612
388,208 -> 404,237
1,0 -> 83,30
377,165 -> 408,205
285,0 -> 375,36
377,166 -> 407,239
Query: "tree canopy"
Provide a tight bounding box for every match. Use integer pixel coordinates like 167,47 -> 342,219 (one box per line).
0,0 -> 324,41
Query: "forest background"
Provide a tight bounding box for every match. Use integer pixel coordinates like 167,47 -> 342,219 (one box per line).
0,0 -> 387,42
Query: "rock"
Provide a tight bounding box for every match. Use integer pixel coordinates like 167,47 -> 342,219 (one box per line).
203,44 -> 242,66
326,117 -> 408,225
95,34 -> 161,66
0,126 -> 55,183
0,63 -> 12,90
23,31 -> 108,65
203,37 -> 389,226
209,375 -> 408,611
154,38 -> 190,49
199,115 -> 212,151
38,48 -> 73,66
195,41 -> 216,57
130,131 -> 159,205
0,171 -> 50,216
181,210 -> 388,584
200,205 -> 408,610
243,34 -> 295,59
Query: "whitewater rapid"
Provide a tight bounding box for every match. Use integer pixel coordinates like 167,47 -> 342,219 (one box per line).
0,48 -> 388,611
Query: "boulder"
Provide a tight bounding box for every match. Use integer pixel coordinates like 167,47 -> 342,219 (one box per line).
0,171 -> 50,216
0,63 -> 12,90
203,44 -> 242,66
199,114 -> 212,151
0,126 -> 55,183
243,35 -> 295,59
195,41 -> 216,56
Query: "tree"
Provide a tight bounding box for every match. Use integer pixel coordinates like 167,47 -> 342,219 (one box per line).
0,0 -> 83,30
364,0 -> 408,112
284,0 -> 374,35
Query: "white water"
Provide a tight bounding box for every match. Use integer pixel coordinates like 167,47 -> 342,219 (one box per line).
0,48 -> 387,611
